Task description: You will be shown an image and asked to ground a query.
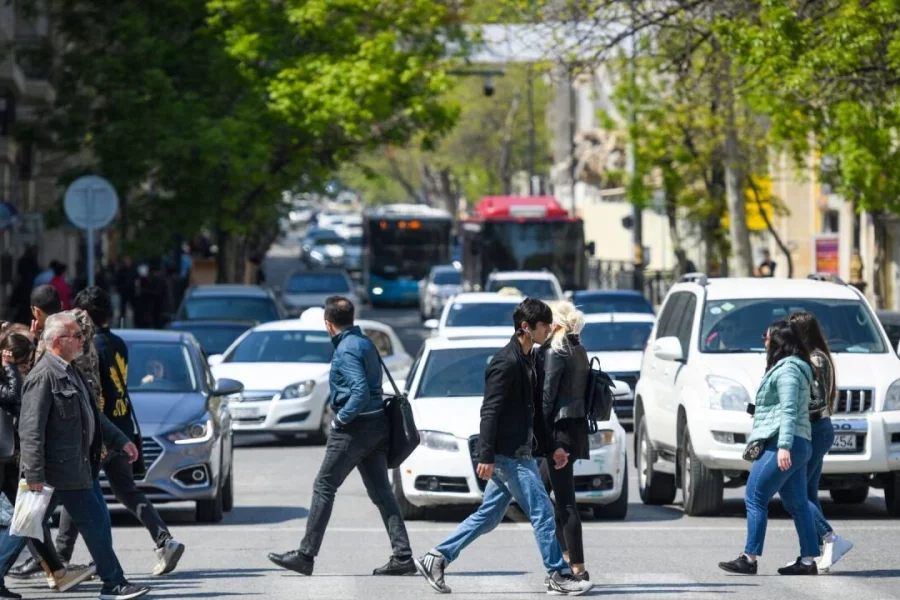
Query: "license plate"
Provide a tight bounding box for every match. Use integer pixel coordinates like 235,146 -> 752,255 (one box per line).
231,406 -> 260,420
831,434 -> 857,452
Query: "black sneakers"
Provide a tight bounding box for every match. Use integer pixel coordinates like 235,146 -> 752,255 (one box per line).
98,583 -> 151,600
8,557 -> 43,579
373,556 -> 416,576
778,558 -> 818,576
718,555 -> 758,575
268,550 -> 314,576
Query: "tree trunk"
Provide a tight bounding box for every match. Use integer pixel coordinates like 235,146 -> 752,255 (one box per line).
723,70 -> 753,277
747,176 -> 794,278
215,227 -> 229,284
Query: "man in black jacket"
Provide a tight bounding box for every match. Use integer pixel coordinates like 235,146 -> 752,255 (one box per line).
414,299 -> 593,597
0,312 -> 149,600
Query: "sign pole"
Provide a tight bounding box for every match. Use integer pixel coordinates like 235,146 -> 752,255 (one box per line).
87,226 -> 95,287
64,176 -> 119,288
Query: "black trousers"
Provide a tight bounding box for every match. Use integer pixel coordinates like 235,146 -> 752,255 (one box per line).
55,451 -> 171,562
541,458 -> 584,565
299,415 -> 411,559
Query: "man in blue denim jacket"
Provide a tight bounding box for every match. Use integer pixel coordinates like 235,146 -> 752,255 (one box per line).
268,296 -> 413,577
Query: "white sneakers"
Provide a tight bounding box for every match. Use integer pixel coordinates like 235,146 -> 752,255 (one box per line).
816,534 -> 854,572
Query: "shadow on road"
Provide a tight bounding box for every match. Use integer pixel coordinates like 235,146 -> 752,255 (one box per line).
155,567 -> 280,582
827,570 -> 900,578
223,505 -> 310,525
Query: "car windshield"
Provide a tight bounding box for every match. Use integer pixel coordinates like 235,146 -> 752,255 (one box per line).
445,302 -> 518,328
418,348 -> 498,397
226,330 -> 334,363
701,298 -> 887,354
171,324 -> 251,355
433,271 -> 461,285
575,294 -> 654,314
486,278 -> 557,299
581,322 -> 653,352
182,297 -> 280,322
127,343 -> 197,392
286,273 -> 350,294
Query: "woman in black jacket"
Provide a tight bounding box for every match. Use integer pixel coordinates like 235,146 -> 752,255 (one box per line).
0,330 -> 33,494
540,301 -> 591,580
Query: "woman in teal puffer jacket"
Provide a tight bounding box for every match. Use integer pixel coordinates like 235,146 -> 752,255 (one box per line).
719,319 -> 819,576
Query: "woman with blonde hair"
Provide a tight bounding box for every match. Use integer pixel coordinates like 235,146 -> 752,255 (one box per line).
539,301 -> 591,579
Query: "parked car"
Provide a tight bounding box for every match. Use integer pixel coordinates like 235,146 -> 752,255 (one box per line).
209,309 -> 412,443
634,273 -> 900,517
175,285 -> 285,323
113,329 -> 242,523
580,312 -> 655,425
484,270 -> 564,300
166,320 -> 257,356
281,269 -> 360,317
571,290 -> 655,315
419,265 -> 462,320
390,336 -> 630,520
425,292 -> 523,339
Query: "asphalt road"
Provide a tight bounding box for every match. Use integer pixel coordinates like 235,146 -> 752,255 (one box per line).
8,293 -> 898,598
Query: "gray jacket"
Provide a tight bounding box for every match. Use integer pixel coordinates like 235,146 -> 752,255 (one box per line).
18,353 -> 129,491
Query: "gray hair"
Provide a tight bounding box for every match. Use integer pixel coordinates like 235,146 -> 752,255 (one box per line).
42,312 -> 77,346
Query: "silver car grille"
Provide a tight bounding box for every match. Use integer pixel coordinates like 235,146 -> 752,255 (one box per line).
238,391 -> 278,403
834,388 -> 873,414
142,438 -> 164,469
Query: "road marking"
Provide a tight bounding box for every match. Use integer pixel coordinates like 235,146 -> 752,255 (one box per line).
202,523 -> 900,533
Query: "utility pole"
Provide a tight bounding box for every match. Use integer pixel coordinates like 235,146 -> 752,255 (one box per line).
527,65 -> 536,195
628,0 -> 644,293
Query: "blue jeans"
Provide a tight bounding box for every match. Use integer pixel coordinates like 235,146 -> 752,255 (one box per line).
745,436 -> 819,558
807,417 -> 834,539
435,455 -> 568,573
55,480 -> 127,589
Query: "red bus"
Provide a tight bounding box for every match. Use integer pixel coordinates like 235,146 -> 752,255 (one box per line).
460,196 -> 594,292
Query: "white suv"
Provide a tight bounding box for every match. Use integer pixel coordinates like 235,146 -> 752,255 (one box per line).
633,274 -> 900,517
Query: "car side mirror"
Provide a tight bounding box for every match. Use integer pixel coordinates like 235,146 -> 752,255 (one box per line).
564,290 -> 574,301
652,336 -> 684,362
214,377 -> 243,396
610,379 -> 632,397
424,319 -> 439,330
208,354 -> 225,367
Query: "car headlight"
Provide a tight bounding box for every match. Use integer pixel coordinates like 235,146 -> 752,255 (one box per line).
885,379 -> 900,411
590,430 -> 616,449
310,250 -> 324,261
167,418 -> 213,444
707,375 -> 751,411
419,430 -> 459,452
281,380 -> 316,399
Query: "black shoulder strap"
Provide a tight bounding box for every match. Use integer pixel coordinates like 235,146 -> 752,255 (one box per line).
374,351 -> 401,398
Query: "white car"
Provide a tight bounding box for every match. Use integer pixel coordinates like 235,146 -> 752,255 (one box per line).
281,269 -> 361,317
425,292 -> 523,339
485,271 -> 564,301
391,336 -> 629,520
209,311 -> 412,443
580,313 -> 656,425
418,265 -> 462,320
635,274 -> 900,517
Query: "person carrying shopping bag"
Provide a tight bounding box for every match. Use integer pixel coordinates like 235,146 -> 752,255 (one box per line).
719,319 -> 820,576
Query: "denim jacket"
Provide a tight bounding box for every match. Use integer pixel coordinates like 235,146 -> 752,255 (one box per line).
749,356 -> 813,450
329,326 -> 384,426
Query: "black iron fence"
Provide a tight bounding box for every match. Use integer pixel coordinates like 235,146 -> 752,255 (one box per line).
587,260 -> 675,308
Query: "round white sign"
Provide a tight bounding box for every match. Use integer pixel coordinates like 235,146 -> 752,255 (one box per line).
64,175 -> 119,230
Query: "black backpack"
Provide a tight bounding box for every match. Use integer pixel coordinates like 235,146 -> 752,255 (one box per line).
584,357 -> 615,433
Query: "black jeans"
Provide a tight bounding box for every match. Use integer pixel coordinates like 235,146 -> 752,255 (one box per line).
542,459 -> 584,565
299,415 -> 411,559
0,459 -> 65,575
55,451 -> 171,562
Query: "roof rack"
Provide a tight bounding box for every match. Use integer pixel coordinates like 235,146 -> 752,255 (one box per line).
679,272 -> 708,286
807,273 -> 847,286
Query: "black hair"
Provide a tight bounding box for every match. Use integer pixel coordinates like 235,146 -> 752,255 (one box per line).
74,286 -> 113,327
324,296 -> 355,328
0,331 -> 35,364
765,319 -> 810,372
789,311 -> 837,408
53,262 -> 67,276
512,298 -> 553,332
30,285 -> 62,315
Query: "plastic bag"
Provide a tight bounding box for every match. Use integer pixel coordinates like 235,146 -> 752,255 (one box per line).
9,480 -> 54,540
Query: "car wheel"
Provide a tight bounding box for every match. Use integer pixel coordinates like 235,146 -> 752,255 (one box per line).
392,468 -> 426,520
222,462 -> 235,513
830,486 -> 869,504
636,417 -> 676,505
681,426 -> 724,516
885,473 -> 900,517
196,485 -> 224,523
592,462 -> 629,520
310,405 -> 334,445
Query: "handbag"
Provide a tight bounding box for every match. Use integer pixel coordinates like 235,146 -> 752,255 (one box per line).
376,353 -> 420,469
742,438 -> 766,462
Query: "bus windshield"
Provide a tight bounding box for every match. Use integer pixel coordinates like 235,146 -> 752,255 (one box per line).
366,218 -> 452,281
